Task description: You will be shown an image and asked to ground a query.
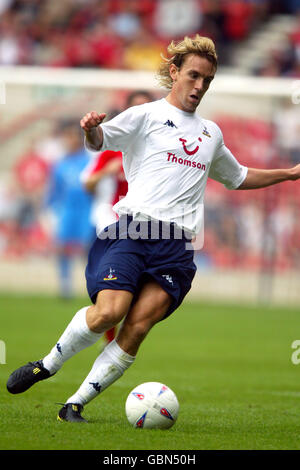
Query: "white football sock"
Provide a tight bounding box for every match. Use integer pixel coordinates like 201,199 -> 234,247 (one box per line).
66,339 -> 135,406
42,306 -> 102,375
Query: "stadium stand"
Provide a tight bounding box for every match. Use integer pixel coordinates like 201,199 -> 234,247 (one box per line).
0,0 -> 299,75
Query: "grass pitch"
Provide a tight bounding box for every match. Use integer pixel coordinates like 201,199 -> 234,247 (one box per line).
0,293 -> 300,450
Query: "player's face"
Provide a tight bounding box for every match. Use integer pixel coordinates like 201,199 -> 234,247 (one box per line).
168,54 -> 215,113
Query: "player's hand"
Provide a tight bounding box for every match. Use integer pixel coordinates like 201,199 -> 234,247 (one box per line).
80,111 -> 106,132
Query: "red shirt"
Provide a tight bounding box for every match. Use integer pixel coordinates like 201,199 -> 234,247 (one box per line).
87,150 -> 128,206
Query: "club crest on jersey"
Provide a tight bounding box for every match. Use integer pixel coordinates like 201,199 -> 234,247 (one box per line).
164,119 -> 177,128
132,392 -> 145,400
103,268 -> 117,281
179,137 -> 202,156
202,126 -> 211,138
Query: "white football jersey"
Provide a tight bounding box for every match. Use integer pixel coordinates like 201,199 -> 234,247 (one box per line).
87,98 -> 247,235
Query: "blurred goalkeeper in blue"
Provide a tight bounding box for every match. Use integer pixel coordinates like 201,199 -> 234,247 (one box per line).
7,34 -> 300,423
46,120 -> 93,298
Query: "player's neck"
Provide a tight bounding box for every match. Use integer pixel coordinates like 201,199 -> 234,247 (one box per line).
165,93 -> 196,114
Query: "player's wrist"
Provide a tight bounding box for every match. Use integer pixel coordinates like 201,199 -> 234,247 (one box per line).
289,166 -> 300,181
84,126 -> 103,151
84,125 -> 99,136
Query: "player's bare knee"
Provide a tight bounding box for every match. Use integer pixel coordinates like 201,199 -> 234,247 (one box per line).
99,306 -> 122,328
87,304 -> 123,332
96,291 -> 132,321
100,307 -> 123,327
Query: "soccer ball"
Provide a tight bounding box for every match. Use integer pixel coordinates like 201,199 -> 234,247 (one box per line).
125,382 -> 179,429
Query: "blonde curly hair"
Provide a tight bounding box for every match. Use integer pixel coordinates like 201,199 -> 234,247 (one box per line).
157,35 -> 218,90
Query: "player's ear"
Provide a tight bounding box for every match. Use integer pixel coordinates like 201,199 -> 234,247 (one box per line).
169,64 -> 178,83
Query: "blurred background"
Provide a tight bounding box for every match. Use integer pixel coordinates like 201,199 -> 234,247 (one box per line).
0,0 -> 299,306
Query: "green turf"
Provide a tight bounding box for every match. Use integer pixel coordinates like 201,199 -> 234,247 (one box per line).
0,292 -> 300,450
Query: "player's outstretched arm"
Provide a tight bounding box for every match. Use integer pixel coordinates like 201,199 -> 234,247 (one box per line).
80,111 -> 106,151
237,163 -> 300,190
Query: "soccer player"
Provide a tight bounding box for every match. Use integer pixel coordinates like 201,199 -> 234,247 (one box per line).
7,35 -> 300,422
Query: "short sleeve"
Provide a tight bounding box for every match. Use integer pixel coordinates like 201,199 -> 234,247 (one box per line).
100,105 -> 148,153
208,125 -> 248,190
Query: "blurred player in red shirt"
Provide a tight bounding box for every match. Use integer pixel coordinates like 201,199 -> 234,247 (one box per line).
81,90 -> 154,345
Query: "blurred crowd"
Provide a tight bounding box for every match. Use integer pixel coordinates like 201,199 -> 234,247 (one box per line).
0,0 -> 300,76
200,107 -> 300,273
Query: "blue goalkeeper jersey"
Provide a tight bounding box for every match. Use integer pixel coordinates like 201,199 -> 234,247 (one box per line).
47,147 -> 94,244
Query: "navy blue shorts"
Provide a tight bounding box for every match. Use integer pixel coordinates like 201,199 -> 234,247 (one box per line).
85,216 -> 197,319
